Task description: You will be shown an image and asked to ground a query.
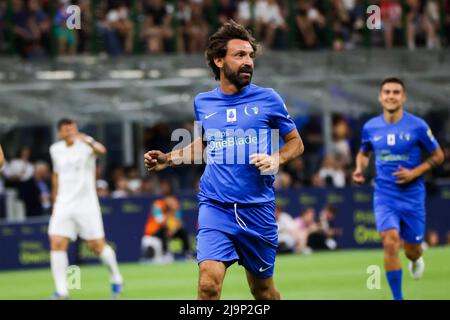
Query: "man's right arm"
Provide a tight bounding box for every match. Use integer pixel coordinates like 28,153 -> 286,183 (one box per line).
51,173 -> 58,205
352,151 -> 372,185
0,144 -> 4,169
144,137 -> 204,172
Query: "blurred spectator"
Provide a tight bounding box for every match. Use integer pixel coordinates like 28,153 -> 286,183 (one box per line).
96,179 -> 110,197
3,146 -> 34,184
21,161 -> 52,217
310,205 -> 343,250
0,0 -> 6,53
380,0 -> 403,49
306,206 -> 340,250
275,206 -> 297,253
77,0 -> 93,53
445,0 -> 450,47
293,207 -> 319,254
174,0 -> 191,53
53,0 -> 77,55
314,155 -> 347,188
331,117 -> 352,166
125,167 -> 142,194
106,1 -> 134,54
174,0 -> 208,53
406,0 -> 439,50
158,178 -> 174,196
273,170 -> 292,190
186,0 -> 209,53
28,0 -> 51,54
255,0 -> 288,49
218,0 -> 237,26
284,157 -> 309,187
111,176 -> 130,198
142,195 -> 191,262
11,0 -> 45,58
295,0 -> 326,49
140,176 -> 156,194
425,229 -> 440,247
96,0 -> 123,56
331,0 -> 351,51
236,0 -> 251,28
141,0 -> 174,53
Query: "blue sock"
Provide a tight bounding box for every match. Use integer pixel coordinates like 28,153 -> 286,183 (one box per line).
386,269 -> 403,300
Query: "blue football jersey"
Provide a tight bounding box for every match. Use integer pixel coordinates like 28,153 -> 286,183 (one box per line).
360,111 -> 439,202
194,84 -> 296,204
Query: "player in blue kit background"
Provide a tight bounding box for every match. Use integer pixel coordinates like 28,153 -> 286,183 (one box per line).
144,20 -> 304,300
352,77 -> 445,300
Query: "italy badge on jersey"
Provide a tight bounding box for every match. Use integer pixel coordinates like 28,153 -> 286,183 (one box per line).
227,108 -> 237,122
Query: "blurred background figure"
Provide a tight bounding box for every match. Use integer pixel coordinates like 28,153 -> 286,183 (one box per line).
105,1 -> 134,54
275,205 -> 297,254
294,207 -> 319,255
142,195 -> 191,263
141,0 -> 173,53
308,205 -> 343,250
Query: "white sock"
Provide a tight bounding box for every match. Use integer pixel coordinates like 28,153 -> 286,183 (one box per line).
100,245 -> 123,284
50,251 -> 69,297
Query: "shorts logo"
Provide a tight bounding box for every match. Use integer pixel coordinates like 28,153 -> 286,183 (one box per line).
387,134 -> 396,146
227,109 -> 237,123
416,235 -> 423,241
259,265 -> 272,273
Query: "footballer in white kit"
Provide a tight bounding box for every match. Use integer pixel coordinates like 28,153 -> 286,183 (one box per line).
48,119 -> 123,300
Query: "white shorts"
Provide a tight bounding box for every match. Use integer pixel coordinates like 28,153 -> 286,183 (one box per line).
48,202 -> 105,241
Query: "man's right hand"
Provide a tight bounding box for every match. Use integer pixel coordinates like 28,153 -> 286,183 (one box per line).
352,169 -> 365,185
144,150 -> 170,172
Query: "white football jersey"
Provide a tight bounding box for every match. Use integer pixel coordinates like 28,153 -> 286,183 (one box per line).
50,139 -> 99,206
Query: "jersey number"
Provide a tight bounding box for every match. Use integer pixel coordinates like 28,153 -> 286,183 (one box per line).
387,134 -> 396,146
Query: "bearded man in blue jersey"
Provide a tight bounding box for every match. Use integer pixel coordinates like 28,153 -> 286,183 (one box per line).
353,77 -> 445,300
144,20 -> 304,300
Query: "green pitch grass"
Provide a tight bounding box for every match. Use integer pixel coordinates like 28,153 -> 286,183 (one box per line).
0,247 -> 449,300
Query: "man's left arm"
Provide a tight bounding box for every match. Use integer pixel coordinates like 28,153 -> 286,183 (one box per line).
251,129 -> 304,173
78,133 -> 107,156
393,147 -> 445,184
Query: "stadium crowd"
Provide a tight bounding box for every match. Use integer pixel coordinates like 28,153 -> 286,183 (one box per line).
1,0 -> 449,58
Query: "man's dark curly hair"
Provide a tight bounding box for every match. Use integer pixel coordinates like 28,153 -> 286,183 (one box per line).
205,20 -> 258,81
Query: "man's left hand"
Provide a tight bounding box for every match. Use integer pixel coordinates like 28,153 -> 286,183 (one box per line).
393,166 -> 417,184
250,154 -> 279,174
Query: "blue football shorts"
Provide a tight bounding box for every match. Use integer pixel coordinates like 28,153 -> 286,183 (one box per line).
373,193 -> 426,244
196,199 -> 278,279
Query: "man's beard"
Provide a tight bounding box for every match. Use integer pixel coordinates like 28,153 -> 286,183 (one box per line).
223,62 -> 253,91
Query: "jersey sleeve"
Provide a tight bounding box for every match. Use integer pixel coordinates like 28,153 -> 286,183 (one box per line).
417,120 -> 439,153
193,98 -> 200,122
193,97 -> 204,138
269,89 -> 297,137
360,124 -> 373,153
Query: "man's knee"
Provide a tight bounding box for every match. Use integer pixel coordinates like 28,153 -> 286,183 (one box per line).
251,284 -> 279,300
50,236 -> 69,251
248,276 -> 280,300
198,262 -> 224,300
87,239 -> 105,255
198,276 -> 222,299
382,232 -> 401,257
405,244 -> 422,261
